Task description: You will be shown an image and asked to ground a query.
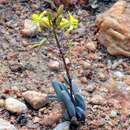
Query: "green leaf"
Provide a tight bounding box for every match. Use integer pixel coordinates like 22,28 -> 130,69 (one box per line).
57,5 -> 64,16
31,38 -> 47,49
56,15 -> 62,27
48,12 -> 52,22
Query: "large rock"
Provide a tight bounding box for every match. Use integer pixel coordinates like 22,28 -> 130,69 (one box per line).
0,118 -> 17,130
23,91 -> 48,109
96,0 -> 130,57
5,98 -> 27,114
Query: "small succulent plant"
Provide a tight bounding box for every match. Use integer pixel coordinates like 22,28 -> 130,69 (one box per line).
31,5 -> 86,126
52,75 -> 86,123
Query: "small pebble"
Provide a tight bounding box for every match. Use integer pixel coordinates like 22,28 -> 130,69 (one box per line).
90,95 -> 105,105
23,91 -> 48,109
9,61 -> 23,73
97,72 -> 107,81
5,98 -> 28,114
86,41 -> 97,52
21,19 -> 37,36
7,52 -> 17,60
110,110 -> 117,118
86,83 -> 96,93
113,71 -> 124,78
81,77 -> 88,84
33,117 -> 41,123
48,60 -> 60,71
65,58 -> 71,66
82,61 -> 91,69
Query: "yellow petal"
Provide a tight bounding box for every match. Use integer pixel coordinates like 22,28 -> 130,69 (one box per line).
59,18 -> 69,29
69,12 -> 78,28
41,17 -> 52,28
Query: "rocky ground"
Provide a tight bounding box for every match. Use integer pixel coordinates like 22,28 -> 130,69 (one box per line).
0,0 -> 130,130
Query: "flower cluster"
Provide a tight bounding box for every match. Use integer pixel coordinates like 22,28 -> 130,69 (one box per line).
31,5 -> 78,33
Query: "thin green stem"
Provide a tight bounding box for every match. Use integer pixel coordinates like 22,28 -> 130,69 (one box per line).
52,27 -> 73,101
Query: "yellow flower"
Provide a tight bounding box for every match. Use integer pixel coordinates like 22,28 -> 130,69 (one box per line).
41,17 -> 52,28
68,12 -> 78,29
59,18 -> 69,29
32,11 -> 47,24
32,11 -> 52,30
58,13 -> 78,33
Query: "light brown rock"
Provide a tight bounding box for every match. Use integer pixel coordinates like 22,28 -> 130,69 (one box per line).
23,91 -> 48,109
5,98 -> 27,114
96,0 -> 130,56
0,99 -> 5,108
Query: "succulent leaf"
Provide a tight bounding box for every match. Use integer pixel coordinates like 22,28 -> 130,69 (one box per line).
56,15 -> 63,27
61,90 -> 76,118
31,38 -> 47,49
52,81 -> 63,101
59,84 -> 70,95
63,110 -> 70,121
64,75 -> 78,94
74,92 -> 86,111
76,106 -> 86,121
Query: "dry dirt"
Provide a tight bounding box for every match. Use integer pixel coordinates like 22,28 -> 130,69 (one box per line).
0,0 -> 130,130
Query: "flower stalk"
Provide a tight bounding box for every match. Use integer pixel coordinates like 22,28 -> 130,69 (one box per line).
52,26 -> 73,101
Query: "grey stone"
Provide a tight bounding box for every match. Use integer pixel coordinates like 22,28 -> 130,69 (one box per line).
53,121 -> 70,130
0,118 -> 17,130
